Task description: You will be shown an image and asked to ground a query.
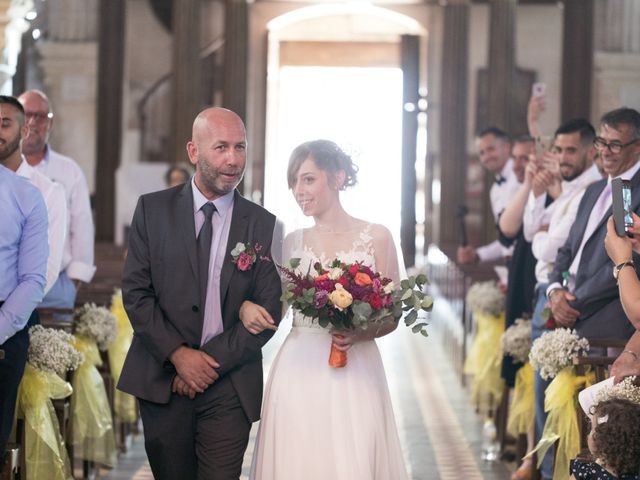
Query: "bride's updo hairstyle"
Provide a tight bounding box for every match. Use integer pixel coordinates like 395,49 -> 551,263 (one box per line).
287,139 -> 359,190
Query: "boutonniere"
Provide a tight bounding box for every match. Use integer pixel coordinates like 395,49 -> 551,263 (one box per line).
230,242 -> 271,271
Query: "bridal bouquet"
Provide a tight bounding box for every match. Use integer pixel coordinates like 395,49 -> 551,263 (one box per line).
501,318 -> 532,364
529,328 -> 590,380
75,302 -> 118,351
280,258 -> 432,367
466,281 -> 505,317
19,326 -> 81,480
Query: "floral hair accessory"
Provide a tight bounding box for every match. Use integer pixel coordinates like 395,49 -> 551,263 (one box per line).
231,242 -> 271,271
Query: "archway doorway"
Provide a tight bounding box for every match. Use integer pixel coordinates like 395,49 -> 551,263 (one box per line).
263,5 -> 426,264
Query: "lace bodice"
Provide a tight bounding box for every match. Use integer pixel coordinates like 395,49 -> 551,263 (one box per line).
289,224 -> 376,329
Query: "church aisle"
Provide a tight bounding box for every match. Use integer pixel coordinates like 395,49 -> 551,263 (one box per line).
106,307 -> 512,480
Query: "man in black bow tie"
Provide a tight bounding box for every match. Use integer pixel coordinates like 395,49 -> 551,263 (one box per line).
457,126 -> 520,264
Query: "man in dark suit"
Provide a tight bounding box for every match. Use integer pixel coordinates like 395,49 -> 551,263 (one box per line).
548,107 -> 640,340
118,107 -> 282,479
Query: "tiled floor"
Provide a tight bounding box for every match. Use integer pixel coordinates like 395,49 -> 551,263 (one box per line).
104,299 -> 512,480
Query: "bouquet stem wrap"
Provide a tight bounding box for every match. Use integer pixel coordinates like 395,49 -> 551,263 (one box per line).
329,340 -> 347,368
507,361 -> 534,437
17,363 -> 73,480
527,366 -> 594,480
463,311 -> 505,411
109,294 -> 137,422
71,335 -> 117,467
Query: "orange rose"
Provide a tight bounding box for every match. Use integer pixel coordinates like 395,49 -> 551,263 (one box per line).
354,272 -> 372,286
315,273 -> 329,282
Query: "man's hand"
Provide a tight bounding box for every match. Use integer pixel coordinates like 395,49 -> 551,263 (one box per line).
172,375 -> 197,399
611,350 -> 640,383
239,300 -> 277,335
169,346 -> 220,393
457,246 -> 478,265
549,288 -> 580,327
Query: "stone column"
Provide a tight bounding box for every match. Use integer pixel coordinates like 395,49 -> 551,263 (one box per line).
486,0 -> 516,130
37,0 -> 98,191
438,1 -> 469,248
223,0 -> 248,120
561,0 -> 593,121
171,0 -> 201,165
95,0 -> 125,242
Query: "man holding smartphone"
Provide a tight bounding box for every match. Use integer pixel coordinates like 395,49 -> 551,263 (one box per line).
457,127 -> 520,264
547,108 -> 640,339
520,118 -> 601,480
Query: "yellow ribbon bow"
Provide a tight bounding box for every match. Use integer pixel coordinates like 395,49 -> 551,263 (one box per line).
463,311 -> 506,412
71,335 -> 117,467
108,291 -> 137,422
17,363 -> 74,480
527,366 -> 595,480
508,361 -> 535,437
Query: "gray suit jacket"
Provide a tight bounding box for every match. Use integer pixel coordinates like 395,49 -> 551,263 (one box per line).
549,167 -> 640,339
117,185 -> 281,421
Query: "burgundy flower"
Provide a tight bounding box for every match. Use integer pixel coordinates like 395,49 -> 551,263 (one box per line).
369,294 -> 383,310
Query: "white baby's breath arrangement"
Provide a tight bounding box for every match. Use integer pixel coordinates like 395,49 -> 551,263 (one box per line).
465,281 -> 505,317
501,318 -> 532,363
595,376 -> 640,406
75,303 -> 118,350
528,328 -> 590,380
28,325 -> 84,376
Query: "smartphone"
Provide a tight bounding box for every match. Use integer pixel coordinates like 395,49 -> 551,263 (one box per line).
532,82 -> 546,97
612,178 -> 633,237
535,135 -> 552,163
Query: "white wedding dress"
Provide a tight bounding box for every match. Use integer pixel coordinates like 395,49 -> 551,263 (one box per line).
249,225 -> 408,480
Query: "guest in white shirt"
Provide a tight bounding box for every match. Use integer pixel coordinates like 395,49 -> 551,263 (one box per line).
518,119 -> 600,480
18,89 -> 95,309
458,127 -> 520,264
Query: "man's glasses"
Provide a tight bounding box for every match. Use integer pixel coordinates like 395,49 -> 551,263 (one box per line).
593,136 -> 639,154
25,111 -> 53,123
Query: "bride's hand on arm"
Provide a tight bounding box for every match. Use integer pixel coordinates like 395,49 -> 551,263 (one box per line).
239,300 -> 278,335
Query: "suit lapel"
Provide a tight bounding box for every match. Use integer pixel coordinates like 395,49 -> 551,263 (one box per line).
219,191 -> 249,309
592,166 -> 640,234
177,183 -> 198,280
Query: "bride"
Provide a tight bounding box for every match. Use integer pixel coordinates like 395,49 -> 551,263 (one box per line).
241,139 -> 408,480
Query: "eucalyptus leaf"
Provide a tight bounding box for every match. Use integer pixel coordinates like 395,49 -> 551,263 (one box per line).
289,258 -> 301,269
404,310 -> 418,326
401,289 -> 412,301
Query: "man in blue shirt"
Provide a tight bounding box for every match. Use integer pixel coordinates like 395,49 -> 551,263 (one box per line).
0,95 -> 48,456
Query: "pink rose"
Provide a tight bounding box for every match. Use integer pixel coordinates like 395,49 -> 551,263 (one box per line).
236,252 -> 254,271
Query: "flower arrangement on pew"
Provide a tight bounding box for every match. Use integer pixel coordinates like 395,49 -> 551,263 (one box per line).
463,281 -> 506,412
71,303 -> 118,468
280,258 -> 432,368
501,318 -> 534,437
17,325 -> 83,480
526,328 -> 591,480
528,327 -> 589,381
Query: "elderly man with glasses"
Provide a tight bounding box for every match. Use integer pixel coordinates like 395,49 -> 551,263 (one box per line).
546,107 -> 640,341
17,90 -> 95,313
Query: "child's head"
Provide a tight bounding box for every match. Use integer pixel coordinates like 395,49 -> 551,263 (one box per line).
589,398 -> 640,475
